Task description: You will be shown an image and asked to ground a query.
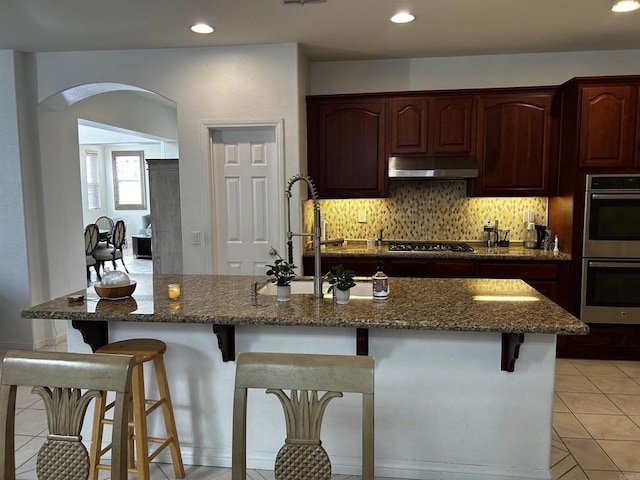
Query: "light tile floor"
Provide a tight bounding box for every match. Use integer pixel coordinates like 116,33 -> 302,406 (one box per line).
552,358 -> 640,480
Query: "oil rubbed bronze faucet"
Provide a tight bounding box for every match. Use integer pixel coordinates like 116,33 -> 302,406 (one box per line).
285,174 -> 343,298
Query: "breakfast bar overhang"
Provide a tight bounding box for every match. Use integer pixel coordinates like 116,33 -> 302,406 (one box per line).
22,274 -> 588,480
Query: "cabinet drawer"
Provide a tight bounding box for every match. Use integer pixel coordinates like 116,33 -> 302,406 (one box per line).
478,262 -> 558,280
386,259 -> 430,277
432,261 -> 475,277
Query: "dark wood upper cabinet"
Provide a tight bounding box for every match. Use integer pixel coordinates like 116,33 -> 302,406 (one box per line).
389,97 -> 428,154
470,90 -> 556,196
307,97 -> 387,198
428,96 -> 475,154
579,85 -> 636,169
389,95 -> 475,155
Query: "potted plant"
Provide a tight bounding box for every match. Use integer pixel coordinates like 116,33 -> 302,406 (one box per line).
266,257 -> 297,302
326,264 -> 356,305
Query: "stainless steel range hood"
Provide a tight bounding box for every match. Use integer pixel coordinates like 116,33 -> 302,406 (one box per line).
389,155 -> 478,180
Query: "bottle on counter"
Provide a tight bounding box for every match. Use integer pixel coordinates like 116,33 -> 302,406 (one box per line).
524,222 -> 538,249
372,263 -> 389,301
544,227 -> 552,251
553,235 -> 559,254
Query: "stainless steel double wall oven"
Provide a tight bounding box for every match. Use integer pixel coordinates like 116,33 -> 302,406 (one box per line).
581,174 -> 640,324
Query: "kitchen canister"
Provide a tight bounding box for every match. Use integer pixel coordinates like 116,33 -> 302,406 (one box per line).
372,267 -> 389,300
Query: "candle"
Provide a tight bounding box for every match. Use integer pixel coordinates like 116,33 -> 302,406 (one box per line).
168,284 -> 181,300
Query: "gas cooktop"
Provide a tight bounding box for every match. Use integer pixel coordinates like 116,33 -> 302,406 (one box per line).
388,242 -> 475,253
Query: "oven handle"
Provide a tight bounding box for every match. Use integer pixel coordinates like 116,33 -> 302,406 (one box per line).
590,193 -> 640,200
587,261 -> 640,268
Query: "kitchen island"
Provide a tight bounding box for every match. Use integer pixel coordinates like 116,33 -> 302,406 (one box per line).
23,274 -> 587,480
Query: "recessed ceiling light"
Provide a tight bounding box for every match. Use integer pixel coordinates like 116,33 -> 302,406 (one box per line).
390,12 -> 415,24
191,23 -> 214,34
611,0 -> 640,12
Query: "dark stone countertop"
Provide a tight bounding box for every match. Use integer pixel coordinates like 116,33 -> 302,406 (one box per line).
22,274 -> 587,336
305,241 -> 571,261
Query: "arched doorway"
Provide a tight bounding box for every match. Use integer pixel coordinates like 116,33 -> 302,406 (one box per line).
36,83 -> 178,344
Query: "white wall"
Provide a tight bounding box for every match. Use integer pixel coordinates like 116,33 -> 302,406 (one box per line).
33,44 -> 303,294
309,49 -> 640,94
0,51 -> 30,348
0,51 -> 52,349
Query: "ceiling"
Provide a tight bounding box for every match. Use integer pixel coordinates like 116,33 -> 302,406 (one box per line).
1,0 -> 639,62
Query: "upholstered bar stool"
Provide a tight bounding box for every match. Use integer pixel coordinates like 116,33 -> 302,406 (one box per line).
89,338 -> 184,480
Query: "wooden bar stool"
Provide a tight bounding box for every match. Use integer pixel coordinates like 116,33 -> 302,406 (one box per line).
89,338 -> 185,480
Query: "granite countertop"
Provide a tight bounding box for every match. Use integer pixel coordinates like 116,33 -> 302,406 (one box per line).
305,241 -> 571,261
22,274 -> 587,335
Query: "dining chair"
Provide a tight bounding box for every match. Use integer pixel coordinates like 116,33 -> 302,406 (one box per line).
93,219 -> 129,274
232,352 -> 375,480
84,223 -> 101,286
0,350 -> 135,480
95,216 -> 114,245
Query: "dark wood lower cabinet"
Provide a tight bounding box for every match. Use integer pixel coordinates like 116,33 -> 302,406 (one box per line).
557,324 -> 640,361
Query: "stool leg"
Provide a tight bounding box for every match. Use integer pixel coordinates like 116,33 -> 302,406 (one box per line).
88,392 -> 107,480
132,363 -> 151,480
154,356 -> 185,478
127,390 -> 135,470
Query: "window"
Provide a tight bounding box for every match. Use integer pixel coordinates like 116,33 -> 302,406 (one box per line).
112,150 -> 146,210
85,150 -> 101,210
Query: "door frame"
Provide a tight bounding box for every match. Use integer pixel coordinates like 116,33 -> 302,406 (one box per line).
202,119 -> 285,275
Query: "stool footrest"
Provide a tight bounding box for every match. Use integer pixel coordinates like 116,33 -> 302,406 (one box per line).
145,398 -> 166,416
98,445 -> 112,457
148,438 -> 173,462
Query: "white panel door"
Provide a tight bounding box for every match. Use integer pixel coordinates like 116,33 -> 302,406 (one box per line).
211,127 -> 280,275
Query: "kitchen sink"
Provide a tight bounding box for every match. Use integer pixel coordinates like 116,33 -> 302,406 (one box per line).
257,277 -> 374,299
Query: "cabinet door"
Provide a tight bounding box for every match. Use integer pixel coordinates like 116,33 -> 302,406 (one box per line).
303,256 -> 379,277
307,98 -> 387,198
473,92 -> 554,196
557,324 -> 640,361
478,261 -> 559,302
579,85 -> 636,169
389,97 -> 428,154
526,281 -> 558,303
478,262 -> 558,280
386,258 -> 432,277
428,96 -> 475,154
635,90 -> 640,168
432,260 -> 475,277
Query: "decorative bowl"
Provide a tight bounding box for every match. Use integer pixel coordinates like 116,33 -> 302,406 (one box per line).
94,280 -> 137,299
95,297 -> 138,313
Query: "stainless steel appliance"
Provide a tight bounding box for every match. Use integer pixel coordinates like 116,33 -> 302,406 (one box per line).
388,156 -> 478,179
583,174 -> 640,258
388,242 -> 474,252
581,174 -> 640,324
581,259 -> 640,324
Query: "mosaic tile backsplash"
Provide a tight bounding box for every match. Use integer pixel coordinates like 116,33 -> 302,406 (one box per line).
303,181 -> 548,242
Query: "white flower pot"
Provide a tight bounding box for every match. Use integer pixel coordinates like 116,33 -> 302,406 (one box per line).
334,288 -> 350,305
277,285 -> 291,302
